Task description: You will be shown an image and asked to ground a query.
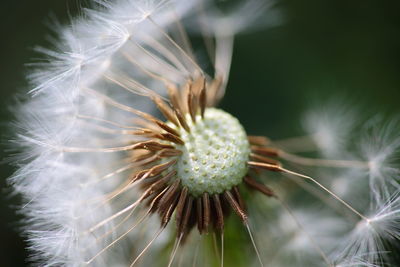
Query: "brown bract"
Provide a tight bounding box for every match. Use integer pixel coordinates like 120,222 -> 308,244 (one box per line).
115,74 -> 284,243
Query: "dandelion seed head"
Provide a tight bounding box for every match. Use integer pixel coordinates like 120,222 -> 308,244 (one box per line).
172,108 -> 250,196
8,0 -> 400,266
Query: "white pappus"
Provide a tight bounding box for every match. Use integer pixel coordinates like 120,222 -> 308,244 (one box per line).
8,0 -> 400,267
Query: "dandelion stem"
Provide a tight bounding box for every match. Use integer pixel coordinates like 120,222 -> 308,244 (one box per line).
93,207 -> 140,244
271,135 -> 317,153
214,33 -> 233,97
98,155 -> 158,182
275,197 -> 333,267
221,231 -> 224,267
141,33 -> 190,74
192,236 -> 201,267
245,223 -> 264,267
77,114 -> 138,129
90,187 -> 169,233
279,150 -> 369,169
287,175 -> 357,221
85,208 -> 152,264
122,50 -> 174,86
130,227 -> 165,267
197,1 -> 216,66
128,38 -> 188,77
148,16 -> 205,77
281,167 -> 369,221
168,234 -> 183,267
104,72 -> 168,101
171,7 -> 195,60
212,232 -> 220,263
90,193 -> 143,231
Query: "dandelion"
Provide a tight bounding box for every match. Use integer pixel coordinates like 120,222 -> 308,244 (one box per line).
9,0 -> 400,266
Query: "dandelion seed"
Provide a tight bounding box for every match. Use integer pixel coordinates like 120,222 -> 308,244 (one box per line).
8,0 -> 400,266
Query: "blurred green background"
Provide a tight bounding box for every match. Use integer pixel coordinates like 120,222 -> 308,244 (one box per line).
1,0 -> 399,266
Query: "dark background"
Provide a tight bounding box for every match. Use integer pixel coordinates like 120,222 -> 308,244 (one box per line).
1,0 -> 400,266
